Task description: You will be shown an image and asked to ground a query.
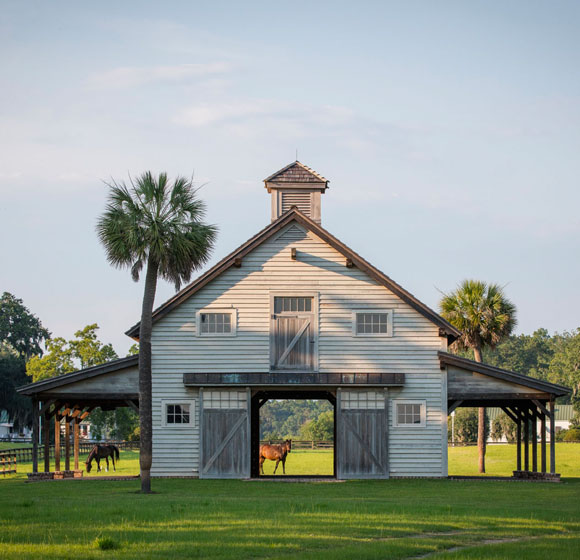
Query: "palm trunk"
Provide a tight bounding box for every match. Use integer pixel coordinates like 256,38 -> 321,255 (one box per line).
139,258 -> 158,493
473,346 -> 486,474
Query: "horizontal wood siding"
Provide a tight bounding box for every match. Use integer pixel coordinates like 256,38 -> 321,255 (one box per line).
151,370 -> 199,476
388,373 -> 446,477
152,222 -> 446,477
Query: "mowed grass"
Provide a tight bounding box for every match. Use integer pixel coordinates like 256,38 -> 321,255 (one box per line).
0,442 -> 32,450
260,448 -> 334,476
449,443 -> 580,478
1,445 -> 579,559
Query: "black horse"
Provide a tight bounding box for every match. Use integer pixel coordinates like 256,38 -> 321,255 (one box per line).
85,444 -> 120,473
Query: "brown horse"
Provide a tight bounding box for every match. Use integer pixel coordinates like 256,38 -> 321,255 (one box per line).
85,444 -> 120,473
259,439 -> 292,475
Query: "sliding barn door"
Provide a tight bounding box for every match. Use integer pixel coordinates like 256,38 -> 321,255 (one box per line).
337,389 -> 388,479
200,389 -> 250,479
270,296 -> 316,371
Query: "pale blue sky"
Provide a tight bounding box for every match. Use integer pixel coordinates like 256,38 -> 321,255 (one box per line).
1,1 -> 579,355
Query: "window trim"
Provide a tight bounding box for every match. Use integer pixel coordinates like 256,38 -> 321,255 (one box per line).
161,400 -> 196,428
392,399 -> 427,428
195,308 -> 237,337
352,309 -> 393,337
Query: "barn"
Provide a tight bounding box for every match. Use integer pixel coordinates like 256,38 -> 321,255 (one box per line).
19,161 -> 570,479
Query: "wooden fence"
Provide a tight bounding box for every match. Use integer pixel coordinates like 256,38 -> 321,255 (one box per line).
260,440 -> 333,450
0,441 -> 139,463
1,452 -> 17,475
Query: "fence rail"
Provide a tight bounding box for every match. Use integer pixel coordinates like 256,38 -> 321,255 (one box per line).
260,440 -> 333,450
0,441 -> 139,463
1,452 -> 17,475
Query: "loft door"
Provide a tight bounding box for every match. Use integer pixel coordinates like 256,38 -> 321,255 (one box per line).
270,296 -> 316,371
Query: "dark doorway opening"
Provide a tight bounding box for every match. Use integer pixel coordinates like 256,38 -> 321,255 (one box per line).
250,390 -> 336,478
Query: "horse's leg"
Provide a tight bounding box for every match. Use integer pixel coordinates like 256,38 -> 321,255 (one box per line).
105,456 -> 109,472
282,456 -> 286,475
273,459 -> 279,474
96,458 -> 101,472
112,454 -> 116,472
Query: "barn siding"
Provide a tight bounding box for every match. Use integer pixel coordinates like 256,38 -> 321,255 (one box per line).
151,223 -> 447,477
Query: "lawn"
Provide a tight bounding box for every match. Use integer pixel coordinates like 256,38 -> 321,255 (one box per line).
0,442 -> 32,450
1,445 -> 578,559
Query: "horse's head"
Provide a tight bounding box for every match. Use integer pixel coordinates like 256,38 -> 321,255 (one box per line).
85,460 -> 92,473
285,439 -> 292,453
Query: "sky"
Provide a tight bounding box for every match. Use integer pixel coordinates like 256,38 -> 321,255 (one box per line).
1,1 -> 579,356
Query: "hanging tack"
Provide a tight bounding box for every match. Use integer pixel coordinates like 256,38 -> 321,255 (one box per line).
291,247 -> 297,260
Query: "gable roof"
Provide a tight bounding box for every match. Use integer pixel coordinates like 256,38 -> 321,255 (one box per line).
264,161 -> 328,185
17,355 -> 139,396
125,208 -> 460,340
439,351 -> 570,397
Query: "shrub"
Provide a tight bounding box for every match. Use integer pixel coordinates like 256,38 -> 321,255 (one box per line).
448,408 -> 487,443
563,428 -> 580,442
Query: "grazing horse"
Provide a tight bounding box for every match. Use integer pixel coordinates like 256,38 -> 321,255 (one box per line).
259,439 -> 292,475
85,444 -> 120,473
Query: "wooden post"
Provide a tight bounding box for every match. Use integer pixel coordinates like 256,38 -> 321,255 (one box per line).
32,399 -> 39,474
523,408 -> 529,472
532,407 -> 538,472
550,399 -> 556,474
65,415 -> 71,471
541,412 -> 547,474
43,409 -> 50,473
516,408 -> 521,472
54,412 -> 61,472
74,416 -> 81,471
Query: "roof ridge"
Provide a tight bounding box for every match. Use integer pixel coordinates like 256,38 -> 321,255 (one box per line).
263,161 -> 328,183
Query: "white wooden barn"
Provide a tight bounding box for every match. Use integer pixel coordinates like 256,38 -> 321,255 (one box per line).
20,162 -> 570,479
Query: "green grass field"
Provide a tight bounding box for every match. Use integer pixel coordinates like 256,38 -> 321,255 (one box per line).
0,442 -> 32,450
1,445 -> 579,558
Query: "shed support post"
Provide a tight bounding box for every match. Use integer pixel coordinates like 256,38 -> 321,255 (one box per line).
541,412 -> 546,474
65,414 -> 71,471
32,398 -> 39,474
516,408 -> 521,472
54,412 -> 61,472
74,416 -> 80,471
549,399 -> 556,474
523,408 -> 529,472
532,406 -> 538,472
43,408 -> 50,473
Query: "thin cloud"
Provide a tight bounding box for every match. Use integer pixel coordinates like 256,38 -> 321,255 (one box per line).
87,62 -> 231,89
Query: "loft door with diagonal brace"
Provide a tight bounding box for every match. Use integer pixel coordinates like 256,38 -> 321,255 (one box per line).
270,296 -> 315,371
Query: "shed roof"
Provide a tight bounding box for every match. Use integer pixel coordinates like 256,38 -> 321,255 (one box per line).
17,355 -> 139,397
439,351 -> 571,398
125,208 -> 461,340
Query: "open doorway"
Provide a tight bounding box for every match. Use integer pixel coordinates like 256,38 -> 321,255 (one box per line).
250,391 -> 336,478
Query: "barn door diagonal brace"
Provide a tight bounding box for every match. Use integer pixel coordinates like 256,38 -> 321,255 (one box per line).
277,320 -> 310,365
342,413 -> 383,472
202,413 -> 247,475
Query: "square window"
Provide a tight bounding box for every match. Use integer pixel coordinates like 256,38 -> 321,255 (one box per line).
394,401 -> 426,427
196,310 -> 236,336
353,311 -> 392,337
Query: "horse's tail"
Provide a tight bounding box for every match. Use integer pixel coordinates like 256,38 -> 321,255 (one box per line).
114,445 -> 120,461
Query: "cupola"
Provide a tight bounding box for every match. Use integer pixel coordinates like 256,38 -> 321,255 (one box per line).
264,161 -> 329,224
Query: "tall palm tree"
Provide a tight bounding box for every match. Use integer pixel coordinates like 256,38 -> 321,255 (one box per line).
439,280 -> 516,473
97,172 -> 217,492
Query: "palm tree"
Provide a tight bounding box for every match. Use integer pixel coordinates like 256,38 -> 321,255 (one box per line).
439,280 -> 516,473
97,172 -> 217,492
